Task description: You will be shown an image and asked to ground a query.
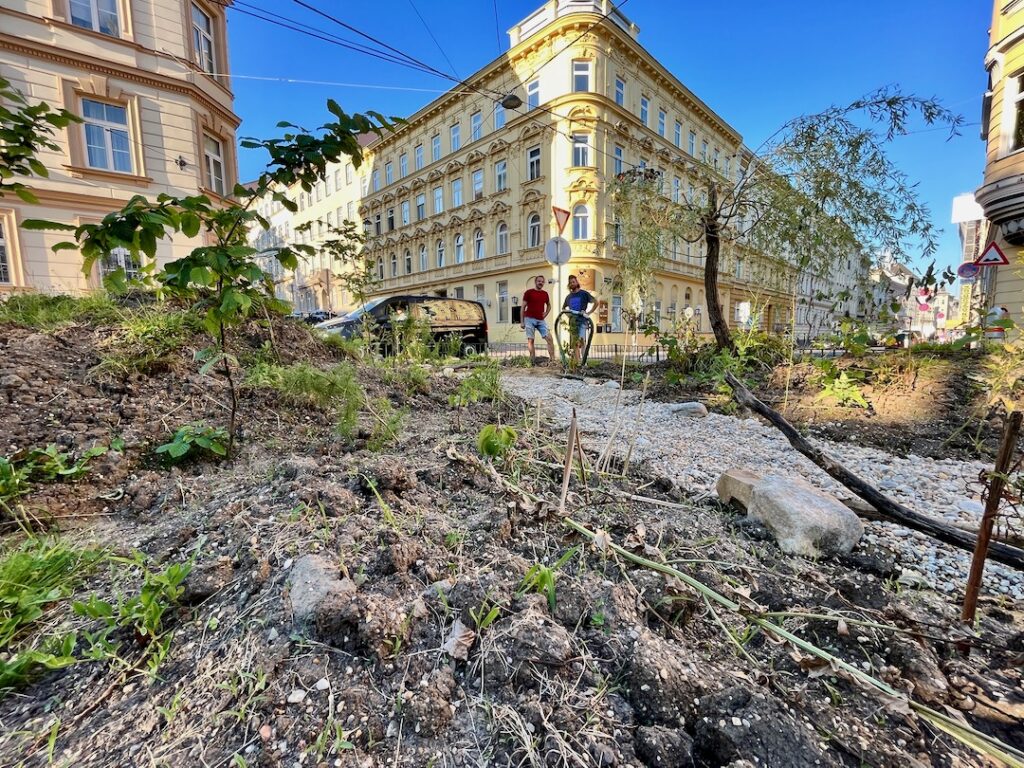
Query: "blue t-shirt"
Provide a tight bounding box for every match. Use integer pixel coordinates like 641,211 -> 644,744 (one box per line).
564,289 -> 594,313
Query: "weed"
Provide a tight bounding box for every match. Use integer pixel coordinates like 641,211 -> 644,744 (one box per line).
92,307 -> 201,377
477,424 -> 517,460
0,444 -> 107,509
381,360 -> 430,396
319,333 -> 365,360
0,293 -> 121,330
366,397 -> 404,451
217,666 -> 268,724
156,423 -> 229,462
443,529 -> 467,550
517,547 -> 580,612
449,362 -> 502,408
246,360 -> 363,410
469,599 -> 501,632
0,537 -> 101,694
813,358 -> 869,408
361,475 -> 399,531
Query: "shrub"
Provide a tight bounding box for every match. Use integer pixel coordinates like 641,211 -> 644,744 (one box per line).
156,423 -> 229,462
449,363 -> 502,407
477,424 -> 517,459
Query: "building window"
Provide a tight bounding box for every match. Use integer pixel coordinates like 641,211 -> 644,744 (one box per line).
658,109 -> 666,137
724,156 -> 732,179
611,295 -> 623,332
419,244 -> 427,271
572,204 -> 589,240
373,213 -> 381,236
494,102 -> 506,129
613,217 -> 623,246
497,280 -> 508,322
454,233 -> 465,263
361,175 -> 369,195
713,148 -> 720,170
326,173 -> 334,196
82,99 -> 132,173
640,96 -> 649,126
475,284 -> 485,303
385,161 -> 393,185
387,207 -> 395,231
701,140 -> 708,162
416,193 -> 426,220
1012,73 -> 1024,151
401,201 -> 410,225
70,0 -> 119,36
399,153 -> 408,178
527,80 -> 540,110
454,286 -> 465,299
614,77 -> 625,106
472,169 -> 484,200
191,3 -> 216,73
471,111 -> 482,141
473,228 -> 485,259
452,178 -> 463,207
496,222 -> 509,254
613,145 -> 623,175
674,121 -> 682,147
345,163 -> 353,184
495,160 -> 507,191
346,202 -> 354,220
433,186 -> 444,214
203,135 -> 225,195
573,60 -> 591,92
431,134 -> 441,162
326,211 -> 334,228
376,256 -> 384,280
390,252 -> 398,277
415,144 -> 424,170
450,122 -> 461,152
101,246 -> 140,281
572,134 -> 590,167
527,145 -> 541,180
372,169 -> 380,191
688,131 -> 696,155
527,213 -> 541,247
436,239 -> 446,268
404,249 -> 412,273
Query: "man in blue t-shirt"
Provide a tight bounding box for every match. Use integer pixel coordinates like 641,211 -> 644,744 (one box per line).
562,274 -> 596,365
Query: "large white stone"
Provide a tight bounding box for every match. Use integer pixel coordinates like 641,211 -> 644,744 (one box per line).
668,402 -> 708,418
747,475 -> 864,558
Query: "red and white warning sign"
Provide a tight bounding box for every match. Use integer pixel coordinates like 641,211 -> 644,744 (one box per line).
974,242 -> 1010,267
552,206 -> 571,235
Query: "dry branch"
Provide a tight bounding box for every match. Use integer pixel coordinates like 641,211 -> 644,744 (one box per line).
724,373 -> 1024,572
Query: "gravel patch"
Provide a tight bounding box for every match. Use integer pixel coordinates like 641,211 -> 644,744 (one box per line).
507,373 -> 1023,600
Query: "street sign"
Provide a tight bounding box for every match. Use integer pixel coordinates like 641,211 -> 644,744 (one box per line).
974,242 -> 1010,266
552,206 -> 571,235
544,237 -> 572,266
959,283 -> 973,326
957,262 -> 980,280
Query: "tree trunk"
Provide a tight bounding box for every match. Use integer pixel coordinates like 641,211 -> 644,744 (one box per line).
725,373 -> 1024,572
703,189 -> 734,352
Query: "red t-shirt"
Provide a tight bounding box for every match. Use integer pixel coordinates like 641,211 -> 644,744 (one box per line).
523,288 -> 550,320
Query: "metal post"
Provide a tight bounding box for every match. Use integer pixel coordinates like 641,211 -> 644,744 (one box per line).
961,411 -> 1023,629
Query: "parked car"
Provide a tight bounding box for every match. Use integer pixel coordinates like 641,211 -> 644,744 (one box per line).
304,310 -> 336,325
316,295 -> 488,356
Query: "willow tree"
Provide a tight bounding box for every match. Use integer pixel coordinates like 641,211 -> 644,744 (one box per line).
611,88 -> 962,352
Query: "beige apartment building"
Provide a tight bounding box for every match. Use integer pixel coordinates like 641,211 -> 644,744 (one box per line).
257,0 -> 798,344
976,0 -> 1024,321
0,0 -> 240,294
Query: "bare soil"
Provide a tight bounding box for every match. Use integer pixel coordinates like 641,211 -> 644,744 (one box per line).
0,318 -> 1022,768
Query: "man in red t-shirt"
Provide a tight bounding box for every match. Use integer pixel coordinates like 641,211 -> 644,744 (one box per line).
521,275 -> 556,365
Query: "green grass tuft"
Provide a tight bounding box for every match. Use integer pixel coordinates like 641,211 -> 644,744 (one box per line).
0,293 -> 121,330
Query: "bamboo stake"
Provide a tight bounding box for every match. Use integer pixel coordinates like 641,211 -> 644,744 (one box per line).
962,411 -> 1023,627
559,410 -> 578,514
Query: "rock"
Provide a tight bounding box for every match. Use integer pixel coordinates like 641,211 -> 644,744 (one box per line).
603,380 -> 621,389
286,555 -> 355,626
715,469 -> 762,509
668,402 -> 707,418
181,558 -> 234,605
746,475 -> 864,558
0,374 -> 27,390
315,678 -> 330,691
286,689 -> 306,704
888,638 -> 948,706
511,611 -> 574,666
626,631 -> 703,725
693,686 -> 835,768
635,725 -> 695,767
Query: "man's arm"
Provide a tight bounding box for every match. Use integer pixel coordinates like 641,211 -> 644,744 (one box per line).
542,292 -> 551,319
520,292 -> 527,327
585,292 -> 597,315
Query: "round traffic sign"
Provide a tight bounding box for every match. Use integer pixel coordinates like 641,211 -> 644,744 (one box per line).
544,237 -> 572,266
957,262 -> 980,280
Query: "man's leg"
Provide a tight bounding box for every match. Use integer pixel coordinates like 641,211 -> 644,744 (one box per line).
527,336 -> 536,363
544,330 -> 555,363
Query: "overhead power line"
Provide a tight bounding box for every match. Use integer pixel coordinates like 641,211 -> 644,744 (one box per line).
406,0 -> 461,81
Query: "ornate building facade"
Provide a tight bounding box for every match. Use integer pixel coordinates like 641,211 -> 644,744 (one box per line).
0,0 -> 240,294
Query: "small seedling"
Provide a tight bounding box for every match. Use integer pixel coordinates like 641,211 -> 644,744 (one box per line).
517,547 -> 580,612
477,424 -> 517,459
155,423 -> 229,462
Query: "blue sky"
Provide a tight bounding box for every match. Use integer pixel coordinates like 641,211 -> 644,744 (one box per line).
227,0 -> 990,272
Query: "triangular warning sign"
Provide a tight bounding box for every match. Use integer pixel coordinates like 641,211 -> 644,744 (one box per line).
552,206 -> 571,235
975,242 -> 1010,266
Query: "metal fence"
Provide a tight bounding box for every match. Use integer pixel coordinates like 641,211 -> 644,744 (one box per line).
485,342 -> 671,364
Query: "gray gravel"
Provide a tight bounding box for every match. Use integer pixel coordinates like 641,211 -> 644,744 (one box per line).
507,373 -> 1023,600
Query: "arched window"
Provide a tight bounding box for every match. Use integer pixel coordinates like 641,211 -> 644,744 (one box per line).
684,287 -> 692,306
419,245 -> 427,271
454,233 -> 465,264
404,249 -> 412,274
572,204 -> 589,240
389,252 -> 398,277
473,228 -> 485,260
496,222 -> 509,255
376,256 -> 384,280
527,213 -> 541,248
436,239 -> 446,268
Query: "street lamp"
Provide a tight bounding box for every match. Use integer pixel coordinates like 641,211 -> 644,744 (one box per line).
500,93 -> 522,110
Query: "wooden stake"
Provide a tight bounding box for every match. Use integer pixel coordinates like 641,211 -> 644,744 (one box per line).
962,411 -> 1023,627
559,409 -> 578,514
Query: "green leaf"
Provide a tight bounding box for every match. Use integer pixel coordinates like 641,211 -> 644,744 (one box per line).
180,212 -> 201,238
14,186 -> 38,203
